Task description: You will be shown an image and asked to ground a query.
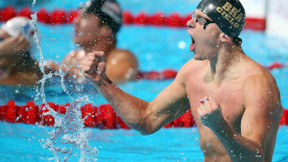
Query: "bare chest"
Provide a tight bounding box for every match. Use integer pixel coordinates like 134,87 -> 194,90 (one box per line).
186,78 -> 245,130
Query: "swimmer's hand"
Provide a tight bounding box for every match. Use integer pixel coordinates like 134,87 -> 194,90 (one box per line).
81,51 -> 112,84
198,96 -> 225,130
0,35 -> 30,56
43,60 -> 59,73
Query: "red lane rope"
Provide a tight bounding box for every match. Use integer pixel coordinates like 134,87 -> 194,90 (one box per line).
0,6 -> 265,30
0,101 -> 287,129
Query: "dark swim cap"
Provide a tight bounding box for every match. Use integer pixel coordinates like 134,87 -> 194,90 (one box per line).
197,0 -> 245,37
80,0 -> 123,34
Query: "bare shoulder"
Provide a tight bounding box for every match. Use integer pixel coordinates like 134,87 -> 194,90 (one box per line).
106,49 -> 138,83
176,59 -> 208,81
109,49 -> 137,61
242,67 -> 282,117
243,65 -> 278,91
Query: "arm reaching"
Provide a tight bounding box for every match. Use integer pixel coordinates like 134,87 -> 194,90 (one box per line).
82,51 -> 191,134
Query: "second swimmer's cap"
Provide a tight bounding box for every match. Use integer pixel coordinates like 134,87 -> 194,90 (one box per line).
1,17 -> 38,57
197,0 -> 246,37
80,0 -> 122,34
1,17 -> 35,39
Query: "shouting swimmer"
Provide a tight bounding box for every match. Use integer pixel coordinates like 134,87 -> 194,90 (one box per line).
81,0 -> 283,161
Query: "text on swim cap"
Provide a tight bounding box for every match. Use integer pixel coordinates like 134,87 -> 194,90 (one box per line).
216,2 -> 243,29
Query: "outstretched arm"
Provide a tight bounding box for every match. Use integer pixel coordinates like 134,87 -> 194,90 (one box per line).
198,74 -> 282,162
82,51 -> 191,135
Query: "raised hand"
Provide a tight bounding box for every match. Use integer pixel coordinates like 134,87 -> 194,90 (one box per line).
81,51 -> 111,84
198,96 -> 225,130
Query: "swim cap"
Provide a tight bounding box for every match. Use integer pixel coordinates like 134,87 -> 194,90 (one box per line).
1,17 -> 38,57
80,0 -> 122,34
197,0 -> 245,37
1,17 -> 36,41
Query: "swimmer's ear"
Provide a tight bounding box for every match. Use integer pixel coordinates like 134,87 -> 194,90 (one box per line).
220,33 -> 232,43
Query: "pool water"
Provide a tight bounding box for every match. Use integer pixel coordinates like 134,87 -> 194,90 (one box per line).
1,122 -> 287,161
0,0 -> 288,161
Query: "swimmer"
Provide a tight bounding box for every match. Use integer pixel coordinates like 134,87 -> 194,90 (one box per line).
0,17 -> 42,85
45,0 -> 138,83
81,0 -> 283,161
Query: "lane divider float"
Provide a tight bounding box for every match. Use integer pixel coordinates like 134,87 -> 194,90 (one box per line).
0,101 -> 287,129
0,101 -> 196,129
0,6 -> 266,30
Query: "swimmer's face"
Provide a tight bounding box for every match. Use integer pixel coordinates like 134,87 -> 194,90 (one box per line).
187,9 -> 222,60
73,10 -> 110,46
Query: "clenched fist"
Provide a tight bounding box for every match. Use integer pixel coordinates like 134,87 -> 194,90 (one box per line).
198,96 -> 225,130
80,51 -> 111,84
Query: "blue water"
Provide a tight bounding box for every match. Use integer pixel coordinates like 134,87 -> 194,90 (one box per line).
0,0 -> 288,161
0,122 -> 287,161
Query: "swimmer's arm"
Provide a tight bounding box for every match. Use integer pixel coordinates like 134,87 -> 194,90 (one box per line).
0,36 -> 30,57
96,68 -> 190,135
212,75 -> 282,161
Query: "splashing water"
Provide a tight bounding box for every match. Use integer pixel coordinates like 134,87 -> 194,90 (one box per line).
40,97 -> 98,161
30,1 -> 98,161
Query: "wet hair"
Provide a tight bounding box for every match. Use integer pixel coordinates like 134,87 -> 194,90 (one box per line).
80,0 -> 123,35
232,37 -> 242,46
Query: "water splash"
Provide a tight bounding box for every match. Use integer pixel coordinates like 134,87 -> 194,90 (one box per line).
30,1 -> 98,160
40,98 -> 98,161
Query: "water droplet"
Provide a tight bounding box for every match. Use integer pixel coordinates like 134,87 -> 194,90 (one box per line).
111,59 -> 117,65
178,41 -> 186,49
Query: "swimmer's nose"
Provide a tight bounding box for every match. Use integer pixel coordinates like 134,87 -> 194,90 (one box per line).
186,18 -> 195,28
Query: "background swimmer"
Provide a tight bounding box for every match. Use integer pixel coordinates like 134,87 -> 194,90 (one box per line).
0,16 -> 41,85
45,0 -> 138,83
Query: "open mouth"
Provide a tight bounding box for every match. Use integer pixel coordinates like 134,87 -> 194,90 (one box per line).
189,37 -> 195,52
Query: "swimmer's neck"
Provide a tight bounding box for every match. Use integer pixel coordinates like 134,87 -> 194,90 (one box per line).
207,45 -> 244,82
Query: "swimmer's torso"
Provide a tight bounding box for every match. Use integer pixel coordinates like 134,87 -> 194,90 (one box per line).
182,58 -> 279,162
187,73 -> 244,161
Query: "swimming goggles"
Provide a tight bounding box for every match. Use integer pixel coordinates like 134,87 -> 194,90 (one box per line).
192,12 -> 214,29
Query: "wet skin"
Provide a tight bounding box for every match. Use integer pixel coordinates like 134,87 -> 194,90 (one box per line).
81,9 -> 283,162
